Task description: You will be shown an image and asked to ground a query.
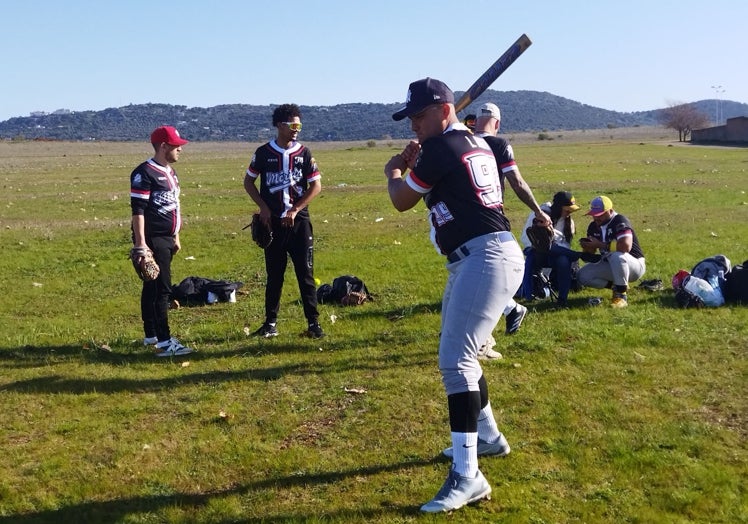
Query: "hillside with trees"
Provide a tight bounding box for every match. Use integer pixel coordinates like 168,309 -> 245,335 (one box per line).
1,90 -> 746,142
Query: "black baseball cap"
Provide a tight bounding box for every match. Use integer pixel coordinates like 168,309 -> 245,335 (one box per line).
392,78 -> 455,121
552,191 -> 580,211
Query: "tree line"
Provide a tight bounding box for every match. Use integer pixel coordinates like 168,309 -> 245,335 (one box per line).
1,90 -> 743,142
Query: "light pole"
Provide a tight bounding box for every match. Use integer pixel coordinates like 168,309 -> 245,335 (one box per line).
711,85 -> 725,125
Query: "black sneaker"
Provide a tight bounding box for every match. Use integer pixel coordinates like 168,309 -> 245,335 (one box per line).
252,322 -> 278,338
306,322 -> 325,339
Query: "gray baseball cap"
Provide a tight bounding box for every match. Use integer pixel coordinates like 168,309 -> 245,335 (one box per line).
477,102 -> 501,120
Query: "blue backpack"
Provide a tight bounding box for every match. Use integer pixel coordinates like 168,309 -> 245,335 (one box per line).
691,255 -> 731,287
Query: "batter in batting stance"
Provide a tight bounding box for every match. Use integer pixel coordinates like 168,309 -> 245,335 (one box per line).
243,104 -> 325,339
130,126 -> 194,357
385,78 -> 539,513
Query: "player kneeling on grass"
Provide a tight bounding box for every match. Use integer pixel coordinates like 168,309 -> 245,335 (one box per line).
576,196 -> 646,308
385,78 -> 539,513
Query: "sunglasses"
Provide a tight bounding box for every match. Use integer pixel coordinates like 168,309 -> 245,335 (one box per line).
281,122 -> 302,131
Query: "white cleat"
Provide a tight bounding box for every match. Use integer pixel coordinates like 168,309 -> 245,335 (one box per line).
420,467 -> 492,513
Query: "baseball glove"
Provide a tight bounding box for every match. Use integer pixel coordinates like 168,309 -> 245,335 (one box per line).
250,213 -> 273,249
525,220 -> 554,253
340,290 -> 368,306
638,279 -> 664,291
130,247 -> 160,281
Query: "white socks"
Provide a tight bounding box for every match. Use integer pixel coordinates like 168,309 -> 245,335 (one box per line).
478,402 -> 501,443
503,300 -> 517,316
451,431 -> 478,477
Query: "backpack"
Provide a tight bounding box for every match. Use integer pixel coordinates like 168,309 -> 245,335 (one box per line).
691,255 -> 731,287
678,274 -> 724,307
723,261 -> 748,304
171,276 -> 243,305
317,275 -> 372,306
531,271 -> 557,301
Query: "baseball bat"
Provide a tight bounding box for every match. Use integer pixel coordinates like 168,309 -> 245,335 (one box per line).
453,33 -> 532,113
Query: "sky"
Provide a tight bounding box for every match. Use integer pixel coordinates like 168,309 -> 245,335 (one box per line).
1,0 -> 745,122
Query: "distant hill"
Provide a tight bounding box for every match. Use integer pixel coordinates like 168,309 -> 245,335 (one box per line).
1,91 -> 746,142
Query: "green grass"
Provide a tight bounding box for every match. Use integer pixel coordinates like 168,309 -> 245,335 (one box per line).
0,135 -> 746,523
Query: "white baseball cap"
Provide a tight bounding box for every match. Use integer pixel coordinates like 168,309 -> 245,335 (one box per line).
477,102 -> 501,120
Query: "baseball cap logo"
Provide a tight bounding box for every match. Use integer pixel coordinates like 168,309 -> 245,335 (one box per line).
392,77 -> 455,122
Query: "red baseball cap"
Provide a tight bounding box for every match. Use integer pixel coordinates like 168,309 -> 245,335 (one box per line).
150,126 -> 189,146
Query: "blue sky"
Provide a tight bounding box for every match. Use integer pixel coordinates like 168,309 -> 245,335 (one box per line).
1,0 -> 745,122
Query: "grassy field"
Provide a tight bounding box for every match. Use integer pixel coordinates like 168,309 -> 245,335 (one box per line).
0,129 -> 746,523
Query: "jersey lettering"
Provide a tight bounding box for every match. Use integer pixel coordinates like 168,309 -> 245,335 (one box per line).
464,151 -> 503,208
430,201 -> 454,227
463,133 -> 480,149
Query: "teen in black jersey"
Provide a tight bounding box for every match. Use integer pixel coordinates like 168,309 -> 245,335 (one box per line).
244,104 -> 324,339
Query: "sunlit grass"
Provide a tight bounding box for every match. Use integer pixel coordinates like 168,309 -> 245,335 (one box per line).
0,135 -> 745,523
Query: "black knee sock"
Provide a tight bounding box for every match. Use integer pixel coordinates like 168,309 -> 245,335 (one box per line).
447,391 -> 481,433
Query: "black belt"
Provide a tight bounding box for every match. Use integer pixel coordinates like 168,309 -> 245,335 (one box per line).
447,245 -> 470,263
447,231 -> 514,263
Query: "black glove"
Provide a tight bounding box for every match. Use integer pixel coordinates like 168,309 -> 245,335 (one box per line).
250,214 -> 273,249
525,220 -> 554,253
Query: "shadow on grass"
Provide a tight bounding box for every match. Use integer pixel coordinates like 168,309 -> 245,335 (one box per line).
0,344 -> 435,395
518,289 -> 676,311
333,300 -> 443,322
0,458 -> 440,523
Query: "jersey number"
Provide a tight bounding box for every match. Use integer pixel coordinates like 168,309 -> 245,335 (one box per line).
464,152 -> 503,208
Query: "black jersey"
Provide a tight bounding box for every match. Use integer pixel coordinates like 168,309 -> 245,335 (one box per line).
586,212 -> 644,258
407,123 -> 511,255
246,140 -> 320,219
478,134 -> 518,197
130,159 -> 182,237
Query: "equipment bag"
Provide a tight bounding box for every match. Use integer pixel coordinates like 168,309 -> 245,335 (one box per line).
723,261 -> 748,304
532,271 -> 557,301
171,276 -> 243,305
691,254 -> 731,288
317,275 -> 372,306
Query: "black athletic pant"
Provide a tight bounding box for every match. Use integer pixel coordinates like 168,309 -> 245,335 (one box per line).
263,216 -> 319,324
141,234 -> 175,342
